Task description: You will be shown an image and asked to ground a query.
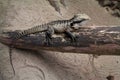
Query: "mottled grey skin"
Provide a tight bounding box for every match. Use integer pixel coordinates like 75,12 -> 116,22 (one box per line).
13,13 -> 90,44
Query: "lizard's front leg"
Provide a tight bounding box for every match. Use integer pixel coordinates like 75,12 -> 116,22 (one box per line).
45,27 -> 54,45
65,30 -> 77,42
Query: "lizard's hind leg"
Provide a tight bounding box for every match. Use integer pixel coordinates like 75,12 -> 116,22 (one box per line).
45,28 -> 54,46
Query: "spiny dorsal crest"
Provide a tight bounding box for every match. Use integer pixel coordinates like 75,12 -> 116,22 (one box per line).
74,13 -> 91,20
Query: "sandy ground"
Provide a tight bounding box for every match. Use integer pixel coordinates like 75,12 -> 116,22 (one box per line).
0,0 -> 120,80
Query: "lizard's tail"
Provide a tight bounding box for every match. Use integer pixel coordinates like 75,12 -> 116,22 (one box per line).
9,44 -> 15,75
9,39 -> 16,76
13,24 -> 48,40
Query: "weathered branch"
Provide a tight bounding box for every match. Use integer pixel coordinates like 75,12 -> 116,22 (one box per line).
0,26 -> 120,55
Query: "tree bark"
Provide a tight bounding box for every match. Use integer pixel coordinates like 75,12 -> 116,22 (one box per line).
0,26 -> 120,55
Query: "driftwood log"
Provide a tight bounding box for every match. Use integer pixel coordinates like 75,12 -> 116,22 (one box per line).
0,26 -> 120,55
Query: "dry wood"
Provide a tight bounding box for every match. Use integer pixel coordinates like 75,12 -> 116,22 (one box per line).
0,26 -> 120,55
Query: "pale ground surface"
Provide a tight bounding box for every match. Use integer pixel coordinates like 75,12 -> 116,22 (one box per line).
0,0 -> 120,80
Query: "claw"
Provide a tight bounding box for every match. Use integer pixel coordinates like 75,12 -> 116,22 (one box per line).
45,33 -> 53,46
71,37 -> 77,43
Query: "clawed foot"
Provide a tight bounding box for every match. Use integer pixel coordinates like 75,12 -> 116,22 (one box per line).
70,36 -> 78,43
70,36 -> 79,46
45,36 -> 53,46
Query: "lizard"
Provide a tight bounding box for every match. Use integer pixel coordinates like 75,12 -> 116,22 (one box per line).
12,13 -> 91,44
8,13 -> 91,75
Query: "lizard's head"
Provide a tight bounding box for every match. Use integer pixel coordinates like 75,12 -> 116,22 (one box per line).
70,13 -> 91,30
72,13 -> 91,22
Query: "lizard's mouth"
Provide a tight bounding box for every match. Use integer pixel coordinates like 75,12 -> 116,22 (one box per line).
73,19 -> 89,24
71,19 -> 90,29
74,19 -> 89,25
80,20 -> 89,25
71,19 -> 89,30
